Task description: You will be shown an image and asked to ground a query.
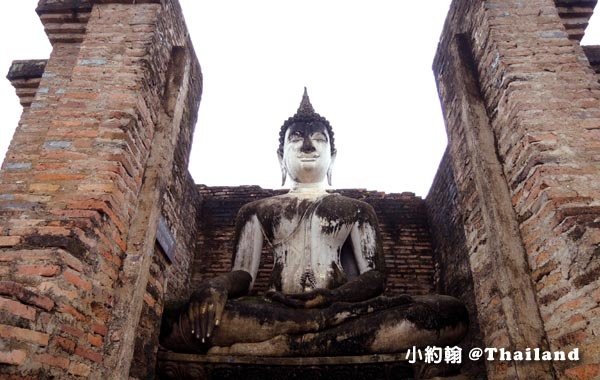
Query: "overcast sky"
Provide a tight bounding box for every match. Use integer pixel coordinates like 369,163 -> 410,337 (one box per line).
2,2 -> 600,197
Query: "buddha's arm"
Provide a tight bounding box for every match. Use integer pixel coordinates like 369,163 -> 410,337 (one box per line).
166,207 -> 263,343
231,211 -> 264,288
349,203 -> 386,275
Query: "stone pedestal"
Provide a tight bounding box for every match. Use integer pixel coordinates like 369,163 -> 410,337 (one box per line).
156,352 -> 414,380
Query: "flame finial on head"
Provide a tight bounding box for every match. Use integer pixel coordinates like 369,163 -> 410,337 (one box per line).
296,87 -> 315,116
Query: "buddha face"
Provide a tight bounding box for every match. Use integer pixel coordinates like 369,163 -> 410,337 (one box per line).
280,121 -> 335,185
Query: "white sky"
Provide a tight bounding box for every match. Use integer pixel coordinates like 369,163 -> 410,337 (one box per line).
2,1 -> 600,197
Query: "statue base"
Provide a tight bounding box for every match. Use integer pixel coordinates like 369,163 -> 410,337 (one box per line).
156,351 -> 414,380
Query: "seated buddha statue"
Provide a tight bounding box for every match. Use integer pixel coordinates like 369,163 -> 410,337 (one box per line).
159,89 -> 468,356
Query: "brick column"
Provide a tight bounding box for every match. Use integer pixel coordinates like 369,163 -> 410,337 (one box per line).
0,1 -> 202,378
433,0 -> 600,378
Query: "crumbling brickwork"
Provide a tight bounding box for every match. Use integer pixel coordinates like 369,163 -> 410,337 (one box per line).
432,0 -> 600,378
194,185 -> 436,296
0,1 -> 202,378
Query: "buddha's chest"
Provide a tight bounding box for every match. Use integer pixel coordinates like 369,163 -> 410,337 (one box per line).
269,215 -> 354,293
256,194 -> 362,293
272,212 -> 353,245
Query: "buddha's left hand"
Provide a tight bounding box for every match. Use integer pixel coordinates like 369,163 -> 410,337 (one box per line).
266,288 -> 335,308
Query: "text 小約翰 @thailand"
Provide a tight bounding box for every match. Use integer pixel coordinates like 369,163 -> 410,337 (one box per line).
405,346 -> 580,364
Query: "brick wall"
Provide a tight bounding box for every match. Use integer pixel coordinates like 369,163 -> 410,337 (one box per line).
432,0 -> 600,378
426,149 -> 486,377
0,1 -> 202,378
194,185 -> 436,296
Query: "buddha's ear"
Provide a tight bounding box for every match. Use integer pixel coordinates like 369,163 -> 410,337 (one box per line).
327,151 -> 337,186
278,151 -> 287,186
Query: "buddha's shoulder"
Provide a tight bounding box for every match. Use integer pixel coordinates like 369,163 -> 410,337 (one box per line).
238,194 -> 292,210
320,193 -> 372,208
236,194 -> 300,219
237,193 -> 376,219
317,193 -> 378,221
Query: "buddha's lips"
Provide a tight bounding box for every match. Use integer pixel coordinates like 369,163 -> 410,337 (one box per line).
298,155 -> 319,162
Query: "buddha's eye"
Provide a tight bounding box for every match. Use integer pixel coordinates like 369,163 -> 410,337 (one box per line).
311,132 -> 327,142
289,131 -> 303,141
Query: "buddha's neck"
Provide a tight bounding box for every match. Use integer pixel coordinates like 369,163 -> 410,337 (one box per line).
288,181 -> 328,197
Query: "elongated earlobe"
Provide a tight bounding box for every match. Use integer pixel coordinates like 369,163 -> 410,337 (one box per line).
327,152 -> 336,186
281,167 -> 287,186
278,152 -> 287,186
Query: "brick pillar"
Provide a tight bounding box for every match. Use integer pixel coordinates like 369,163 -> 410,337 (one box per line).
0,1 -> 202,378
6,60 -> 47,109
433,0 -> 600,378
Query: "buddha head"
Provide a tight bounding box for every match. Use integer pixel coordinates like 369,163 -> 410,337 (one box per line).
277,88 -> 337,186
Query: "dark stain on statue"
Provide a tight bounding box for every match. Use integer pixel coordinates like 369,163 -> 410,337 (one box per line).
403,296 -> 469,331
257,204 -> 280,243
288,318 -> 378,356
316,195 -> 377,230
236,197 -> 324,247
328,261 -> 348,289
283,197 -> 312,222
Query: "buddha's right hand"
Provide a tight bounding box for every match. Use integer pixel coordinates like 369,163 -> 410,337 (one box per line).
187,283 -> 228,343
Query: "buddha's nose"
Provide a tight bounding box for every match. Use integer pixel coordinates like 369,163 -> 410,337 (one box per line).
301,137 -> 316,153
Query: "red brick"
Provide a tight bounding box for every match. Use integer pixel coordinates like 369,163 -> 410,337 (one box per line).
87,333 -> 103,347
557,298 -> 585,314
67,199 -> 126,234
0,281 -> 55,311
68,361 -> 90,377
0,324 -> 49,346
38,281 -> 78,301
557,329 -> 588,346
564,364 -> 600,380
91,322 -> 108,336
74,345 -> 103,363
567,314 -> 586,325
53,336 -> 76,354
63,91 -> 99,100
59,324 -> 85,339
38,312 -> 52,327
0,349 -> 27,365
0,249 -> 54,262
58,249 -> 84,272
91,303 -> 110,322
17,264 -> 61,277
29,183 -> 60,193
34,172 -> 86,181
58,303 -> 86,321
43,150 -> 88,161
143,292 -> 156,307
78,183 -> 116,193
35,353 -> 70,370
35,226 -> 71,236
0,297 -> 36,320
0,236 -> 22,247
63,269 -> 92,291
